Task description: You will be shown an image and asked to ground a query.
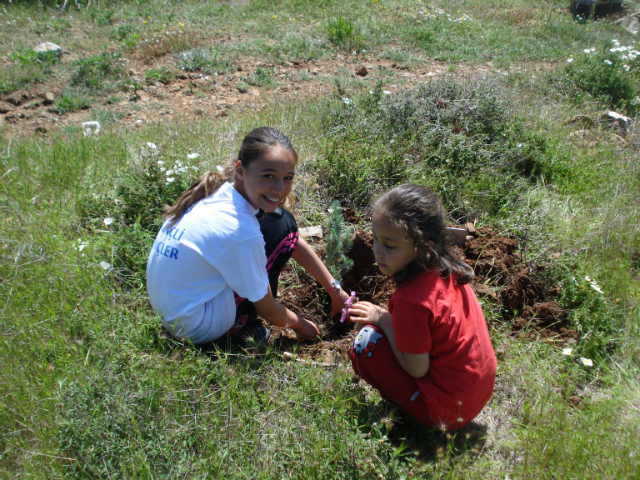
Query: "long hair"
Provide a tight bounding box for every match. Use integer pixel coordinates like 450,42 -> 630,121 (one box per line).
373,183 -> 474,285
163,127 -> 297,227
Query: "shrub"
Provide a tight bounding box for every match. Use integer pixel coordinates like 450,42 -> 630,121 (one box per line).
112,24 -> 135,41
10,48 -> 59,67
316,79 -> 567,216
72,52 -> 126,91
77,144 -> 200,289
90,8 -> 117,26
145,67 -> 175,85
326,16 -> 365,53
246,67 -> 277,88
557,43 -> 640,116
176,48 -> 233,74
138,31 -> 194,60
53,92 -> 91,114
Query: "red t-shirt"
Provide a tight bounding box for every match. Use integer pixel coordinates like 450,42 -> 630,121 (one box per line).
388,270 -> 497,429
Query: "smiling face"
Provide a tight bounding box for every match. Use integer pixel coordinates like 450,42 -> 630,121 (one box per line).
371,210 -> 418,276
233,146 -> 296,212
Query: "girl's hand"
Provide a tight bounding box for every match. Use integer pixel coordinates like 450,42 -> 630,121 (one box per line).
348,301 -> 390,327
329,289 -> 351,319
293,317 -> 321,339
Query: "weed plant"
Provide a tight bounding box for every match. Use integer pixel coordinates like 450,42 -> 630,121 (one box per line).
53,91 -> 91,114
177,48 -> 233,75
326,16 -> 365,53
145,67 -> 175,85
138,30 -> 194,60
246,67 -> 277,88
1,48 -> 58,94
71,52 -> 126,92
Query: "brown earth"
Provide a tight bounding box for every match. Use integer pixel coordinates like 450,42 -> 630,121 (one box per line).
0,47 -> 553,138
269,223 -> 574,364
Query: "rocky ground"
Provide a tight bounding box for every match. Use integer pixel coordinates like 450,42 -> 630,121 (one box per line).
0,48 -> 551,138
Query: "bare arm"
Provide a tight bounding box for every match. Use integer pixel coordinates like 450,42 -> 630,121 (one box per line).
253,287 -> 320,338
348,301 -> 430,378
291,237 -> 350,317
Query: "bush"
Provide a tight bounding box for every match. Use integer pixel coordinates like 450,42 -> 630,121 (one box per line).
246,67 -> 277,88
145,67 -> 175,85
77,144 -> 201,289
10,48 -> 59,67
72,52 -> 126,91
53,92 -> 91,114
326,16 -> 365,53
317,79 -> 567,216
176,48 -> 232,74
557,43 -> 640,116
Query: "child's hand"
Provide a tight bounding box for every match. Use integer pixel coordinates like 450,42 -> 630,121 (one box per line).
293,317 -> 321,339
329,289 -> 351,319
348,301 -> 390,327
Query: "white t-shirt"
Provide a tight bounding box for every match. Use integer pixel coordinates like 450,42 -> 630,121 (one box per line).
146,182 -> 270,343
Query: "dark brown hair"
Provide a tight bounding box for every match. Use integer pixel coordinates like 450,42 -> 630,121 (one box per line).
374,183 -> 474,285
164,127 -> 297,226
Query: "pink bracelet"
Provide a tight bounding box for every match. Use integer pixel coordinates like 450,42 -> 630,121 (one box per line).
340,292 -> 357,323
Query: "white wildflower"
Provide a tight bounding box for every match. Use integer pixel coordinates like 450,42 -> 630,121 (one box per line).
580,357 -> 594,367
604,59 -> 613,65
166,177 -> 175,183
624,64 -> 630,72
187,153 -> 200,159
562,348 -> 573,356
103,217 -> 113,226
585,275 -> 603,294
342,97 -> 352,105
146,142 -> 157,149
75,239 -> 89,252
99,261 -> 111,270
165,169 -> 174,176
567,58 -> 573,63
157,160 -> 165,165
383,90 -> 392,95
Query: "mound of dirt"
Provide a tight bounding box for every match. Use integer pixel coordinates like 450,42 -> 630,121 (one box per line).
271,226 -> 575,363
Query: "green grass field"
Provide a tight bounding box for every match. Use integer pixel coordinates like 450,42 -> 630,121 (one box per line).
1,0 -> 640,478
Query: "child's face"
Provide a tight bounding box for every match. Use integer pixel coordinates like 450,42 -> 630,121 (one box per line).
371,212 -> 417,276
234,146 -> 296,212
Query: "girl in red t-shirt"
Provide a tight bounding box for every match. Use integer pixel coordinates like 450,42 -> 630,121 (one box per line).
348,183 -> 497,430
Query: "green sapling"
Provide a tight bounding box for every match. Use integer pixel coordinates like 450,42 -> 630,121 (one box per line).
324,200 -> 354,283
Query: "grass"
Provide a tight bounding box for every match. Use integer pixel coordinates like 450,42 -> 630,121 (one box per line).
2,0 -> 640,478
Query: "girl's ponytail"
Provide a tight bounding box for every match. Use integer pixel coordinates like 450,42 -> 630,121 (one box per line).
163,163 -> 233,227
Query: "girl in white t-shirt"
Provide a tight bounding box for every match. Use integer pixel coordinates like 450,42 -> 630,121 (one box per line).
147,127 -> 349,344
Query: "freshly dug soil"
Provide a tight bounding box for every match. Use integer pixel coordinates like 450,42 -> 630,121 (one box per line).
270,225 -> 575,363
